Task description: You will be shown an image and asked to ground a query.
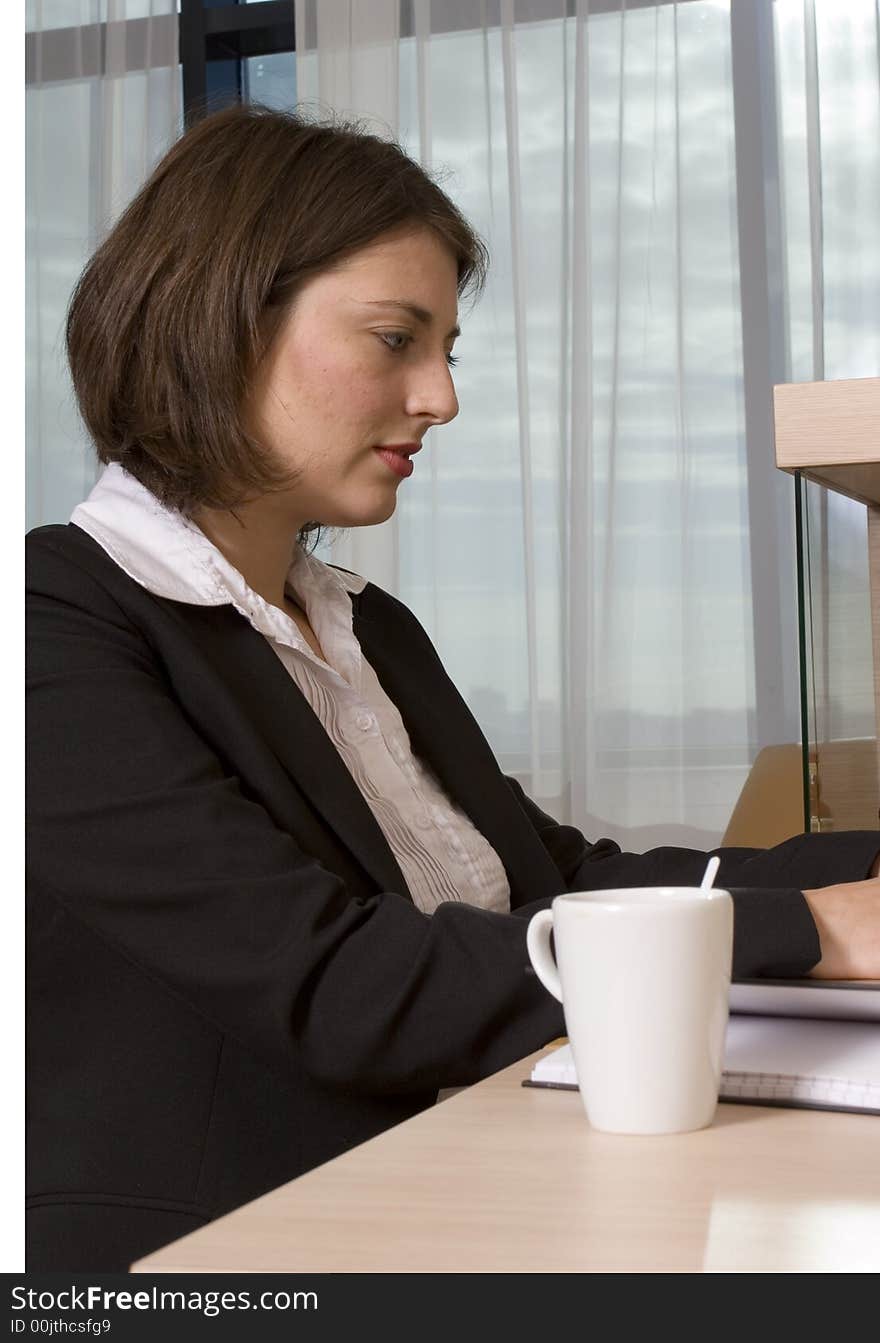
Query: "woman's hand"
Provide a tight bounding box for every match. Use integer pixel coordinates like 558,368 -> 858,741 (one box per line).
802,871 -> 880,979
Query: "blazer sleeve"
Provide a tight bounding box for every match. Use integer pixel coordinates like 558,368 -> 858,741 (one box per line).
504,777 -> 880,979
27,545 -> 566,1098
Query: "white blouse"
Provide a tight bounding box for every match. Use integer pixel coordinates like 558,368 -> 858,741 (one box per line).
71,465 -> 511,918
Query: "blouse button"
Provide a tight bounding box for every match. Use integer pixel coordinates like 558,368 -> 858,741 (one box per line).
355,711 -> 375,732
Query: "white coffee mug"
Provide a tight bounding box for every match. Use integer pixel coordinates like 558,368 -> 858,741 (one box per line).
527,888 -> 733,1135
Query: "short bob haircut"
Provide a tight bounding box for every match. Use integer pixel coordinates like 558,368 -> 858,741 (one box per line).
66,103 -> 489,520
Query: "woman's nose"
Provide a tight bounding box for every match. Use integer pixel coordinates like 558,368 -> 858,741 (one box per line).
406,357 -> 459,426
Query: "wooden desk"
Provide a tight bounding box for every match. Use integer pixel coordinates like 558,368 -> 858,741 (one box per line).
132,1045 -> 880,1274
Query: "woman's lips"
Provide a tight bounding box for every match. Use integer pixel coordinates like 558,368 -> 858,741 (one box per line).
373,445 -> 419,479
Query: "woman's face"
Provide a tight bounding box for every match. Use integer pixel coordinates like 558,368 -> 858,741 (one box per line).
247,226 -> 461,530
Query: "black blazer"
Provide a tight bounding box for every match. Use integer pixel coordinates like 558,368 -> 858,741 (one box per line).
25,523 -> 880,1271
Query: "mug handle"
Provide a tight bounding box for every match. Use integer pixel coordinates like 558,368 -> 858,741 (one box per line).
526,908 -> 563,1002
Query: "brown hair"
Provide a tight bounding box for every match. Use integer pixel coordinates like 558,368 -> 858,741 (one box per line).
66,102 -> 488,519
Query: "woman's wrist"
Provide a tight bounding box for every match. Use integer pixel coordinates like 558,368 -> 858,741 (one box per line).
802,876 -> 880,979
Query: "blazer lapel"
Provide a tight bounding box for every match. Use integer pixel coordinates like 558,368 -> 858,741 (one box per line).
166,586 -> 566,909
177,603 -> 411,898
352,585 -> 567,907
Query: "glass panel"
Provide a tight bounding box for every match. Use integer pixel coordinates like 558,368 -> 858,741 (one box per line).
242,51 -> 296,110
798,473 -> 880,832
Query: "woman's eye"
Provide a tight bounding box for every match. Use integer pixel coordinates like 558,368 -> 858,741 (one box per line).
379,332 -> 410,353
378,331 -> 459,368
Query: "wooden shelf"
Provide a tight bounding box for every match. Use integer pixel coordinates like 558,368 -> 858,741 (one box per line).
773,376 -> 880,505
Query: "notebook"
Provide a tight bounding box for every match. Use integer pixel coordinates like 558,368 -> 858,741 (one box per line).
526,980 -> 880,1116
729,977 -> 880,1023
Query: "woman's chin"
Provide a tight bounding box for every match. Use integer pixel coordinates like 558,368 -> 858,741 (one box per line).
329,494 -> 399,530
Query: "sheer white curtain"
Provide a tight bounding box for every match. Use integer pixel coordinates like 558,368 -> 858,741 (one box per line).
298,0 -> 770,847
26,1 -> 181,531
774,0 -> 880,768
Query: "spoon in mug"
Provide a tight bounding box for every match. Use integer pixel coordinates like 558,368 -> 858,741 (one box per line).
700,855 -> 721,893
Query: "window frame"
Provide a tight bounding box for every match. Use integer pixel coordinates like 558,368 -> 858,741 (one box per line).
179,0 -> 295,124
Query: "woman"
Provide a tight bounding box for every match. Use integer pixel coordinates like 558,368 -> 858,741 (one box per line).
26,104 -> 880,1272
